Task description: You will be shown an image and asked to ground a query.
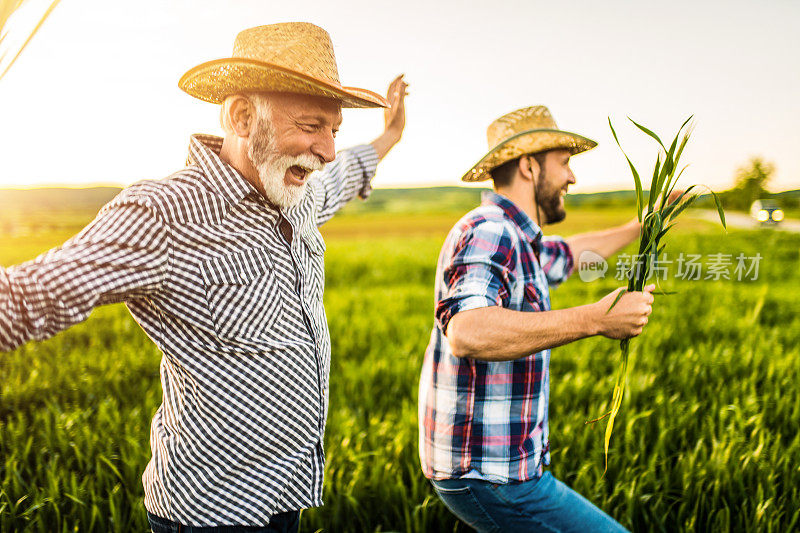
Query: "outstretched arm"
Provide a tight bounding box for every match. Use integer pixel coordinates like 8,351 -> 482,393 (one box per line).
314,75 -> 408,226
437,218 -> 653,363
565,190 -> 684,262
566,219 -> 640,262
446,285 -> 655,361
0,199 -> 169,352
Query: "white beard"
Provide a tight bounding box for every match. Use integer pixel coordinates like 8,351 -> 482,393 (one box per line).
255,152 -> 323,209
247,112 -> 325,209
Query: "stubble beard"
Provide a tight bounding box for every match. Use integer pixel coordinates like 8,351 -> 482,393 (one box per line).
535,168 -> 567,225
247,113 -> 324,209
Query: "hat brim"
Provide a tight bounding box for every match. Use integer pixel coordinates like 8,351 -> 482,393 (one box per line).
461,129 -> 597,182
179,58 -> 388,108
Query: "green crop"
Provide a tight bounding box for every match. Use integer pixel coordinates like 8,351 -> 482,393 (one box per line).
596,117 -> 727,471
2,207 -> 800,531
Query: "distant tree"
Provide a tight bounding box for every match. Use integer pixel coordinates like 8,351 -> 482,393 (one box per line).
721,157 -> 775,211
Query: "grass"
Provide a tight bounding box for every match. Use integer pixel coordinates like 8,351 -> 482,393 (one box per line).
1,205 -> 799,532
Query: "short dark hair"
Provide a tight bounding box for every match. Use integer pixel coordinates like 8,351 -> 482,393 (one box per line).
490,152 -> 548,188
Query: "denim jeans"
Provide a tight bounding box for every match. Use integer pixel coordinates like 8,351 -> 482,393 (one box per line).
431,471 -> 628,533
147,511 -> 300,533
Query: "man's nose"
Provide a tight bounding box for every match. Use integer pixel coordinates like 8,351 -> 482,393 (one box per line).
313,132 -> 336,164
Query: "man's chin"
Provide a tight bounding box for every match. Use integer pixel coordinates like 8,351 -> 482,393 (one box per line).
542,205 -> 567,225
263,182 -> 308,209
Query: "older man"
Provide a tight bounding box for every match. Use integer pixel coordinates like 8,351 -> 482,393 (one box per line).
0,23 -> 406,532
418,106 -> 673,532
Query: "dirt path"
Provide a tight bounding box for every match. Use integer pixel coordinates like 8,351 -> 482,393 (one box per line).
692,209 -> 800,233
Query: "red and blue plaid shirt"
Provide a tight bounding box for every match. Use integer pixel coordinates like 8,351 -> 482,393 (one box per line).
418,192 -> 574,483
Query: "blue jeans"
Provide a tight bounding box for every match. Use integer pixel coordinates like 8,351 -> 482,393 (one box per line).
147,511 -> 300,533
431,471 -> 628,533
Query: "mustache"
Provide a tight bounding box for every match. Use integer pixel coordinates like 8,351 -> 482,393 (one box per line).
274,153 -> 325,175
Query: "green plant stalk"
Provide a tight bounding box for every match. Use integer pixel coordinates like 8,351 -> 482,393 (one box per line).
598,116 -> 726,472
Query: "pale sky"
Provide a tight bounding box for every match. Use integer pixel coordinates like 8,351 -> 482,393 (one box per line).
0,0 -> 798,192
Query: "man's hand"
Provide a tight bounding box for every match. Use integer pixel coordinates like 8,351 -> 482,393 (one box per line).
592,284 -> 655,340
648,189 -> 685,215
665,188 -> 684,207
370,74 -> 408,160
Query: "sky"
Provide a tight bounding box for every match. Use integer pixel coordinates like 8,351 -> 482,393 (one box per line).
0,0 -> 798,193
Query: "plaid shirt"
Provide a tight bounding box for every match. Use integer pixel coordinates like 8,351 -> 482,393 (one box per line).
418,192 -> 574,483
0,135 -> 378,526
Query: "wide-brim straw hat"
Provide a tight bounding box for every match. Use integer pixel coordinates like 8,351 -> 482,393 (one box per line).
462,106 -> 597,182
179,22 -> 388,108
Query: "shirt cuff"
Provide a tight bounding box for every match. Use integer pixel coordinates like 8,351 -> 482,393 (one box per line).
349,144 -> 379,200
436,294 -> 497,334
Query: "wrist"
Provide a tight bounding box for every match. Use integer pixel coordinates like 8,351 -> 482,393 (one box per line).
370,131 -> 399,160
577,303 -> 602,337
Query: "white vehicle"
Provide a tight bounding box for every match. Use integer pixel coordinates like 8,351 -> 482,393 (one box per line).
750,199 -> 784,225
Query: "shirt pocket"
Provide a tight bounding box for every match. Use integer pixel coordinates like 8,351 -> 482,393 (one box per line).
522,281 -> 544,312
300,227 -> 326,304
200,248 -> 283,344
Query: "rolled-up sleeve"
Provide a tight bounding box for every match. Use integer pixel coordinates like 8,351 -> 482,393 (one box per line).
313,144 -> 379,226
538,236 -> 574,287
435,221 -> 514,334
0,200 -> 170,352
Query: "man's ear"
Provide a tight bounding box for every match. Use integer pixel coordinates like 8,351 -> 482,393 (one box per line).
227,96 -> 255,139
518,155 -> 540,184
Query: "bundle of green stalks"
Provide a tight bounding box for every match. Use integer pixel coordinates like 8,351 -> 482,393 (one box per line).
595,116 -> 727,470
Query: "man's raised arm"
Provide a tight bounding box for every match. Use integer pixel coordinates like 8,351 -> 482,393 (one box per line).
314,75 -> 407,226
0,196 -> 169,352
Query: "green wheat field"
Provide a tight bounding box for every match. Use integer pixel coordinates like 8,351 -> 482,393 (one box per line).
1,189 -> 799,532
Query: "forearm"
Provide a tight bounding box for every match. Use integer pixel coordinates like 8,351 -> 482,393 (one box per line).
446,304 -> 600,361
566,218 -> 640,261
0,202 -> 168,352
0,261 -> 93,351
370,129 -> 402,160
315,144 -> 379,226
0,268 -> 35,351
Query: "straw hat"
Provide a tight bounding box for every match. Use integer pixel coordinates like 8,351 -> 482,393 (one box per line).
462,106 -> 597,182
179,23 -> 388,108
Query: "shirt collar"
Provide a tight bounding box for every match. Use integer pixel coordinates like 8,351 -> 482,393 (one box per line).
186,134 -> 258,205
481,191 -> 543,244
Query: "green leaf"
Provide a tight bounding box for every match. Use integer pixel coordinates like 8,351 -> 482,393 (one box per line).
648,155 -> 661,212
609,118 -> 644,222
660,183 -> 697,219
606,288 -> 628,314
603,341 -> 630,473
674,116 -> 694,163
98,455 -> 123,482
662,165 -> 692,211
711,190 -> 727,230
666,193 -> 700,222
658,132 -> 680,207
656,222 -> 676,241
629,117 -> 666,150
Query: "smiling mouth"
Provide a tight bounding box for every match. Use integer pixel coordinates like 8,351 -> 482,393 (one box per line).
287,165 -> 313,184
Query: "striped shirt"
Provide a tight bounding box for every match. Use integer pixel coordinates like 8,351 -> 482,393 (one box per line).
0,135 -> 379,526
418,191 -> 574,483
